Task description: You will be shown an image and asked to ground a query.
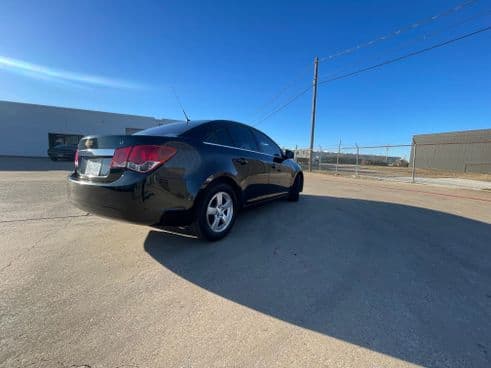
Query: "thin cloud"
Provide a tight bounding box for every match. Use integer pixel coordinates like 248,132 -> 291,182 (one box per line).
0,55 -> 144,89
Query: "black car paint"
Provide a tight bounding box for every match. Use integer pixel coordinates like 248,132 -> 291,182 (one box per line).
68,120 -> 302,227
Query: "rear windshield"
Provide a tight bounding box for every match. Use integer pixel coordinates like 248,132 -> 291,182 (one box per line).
134,120 -> 209,137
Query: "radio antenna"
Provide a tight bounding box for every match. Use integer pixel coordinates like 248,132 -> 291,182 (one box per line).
172,87 -> 190,123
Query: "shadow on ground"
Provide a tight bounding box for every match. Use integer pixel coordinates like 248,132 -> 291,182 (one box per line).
0,157 -> 73,171
144,194 -> 491,368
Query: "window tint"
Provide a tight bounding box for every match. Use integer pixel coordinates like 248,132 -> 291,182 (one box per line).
135,121 -> 201,137
227,125 -> 258,151
252,130 -> 282,156
204,125 -> 234,146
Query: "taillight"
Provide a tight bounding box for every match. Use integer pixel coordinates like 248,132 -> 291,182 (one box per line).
111,146 -> 132,168
74,149 -> 79,169
110,145 -> 176,173
128,145 -> 177,172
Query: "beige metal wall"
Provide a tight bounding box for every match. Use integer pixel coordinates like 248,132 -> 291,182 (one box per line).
411,129 -> 491,173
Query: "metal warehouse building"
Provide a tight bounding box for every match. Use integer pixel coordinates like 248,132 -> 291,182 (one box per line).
412,128 -> 491,173
0,100 -> 180,157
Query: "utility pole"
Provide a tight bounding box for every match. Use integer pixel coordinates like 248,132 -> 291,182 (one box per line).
308,56 -> 319,172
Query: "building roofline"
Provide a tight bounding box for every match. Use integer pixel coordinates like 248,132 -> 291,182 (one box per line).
0,99 -> 181,122
414,128 -> 491,138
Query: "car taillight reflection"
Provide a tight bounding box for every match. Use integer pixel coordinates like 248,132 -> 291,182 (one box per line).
110,145 -> 177,173
74,149 -> 79,168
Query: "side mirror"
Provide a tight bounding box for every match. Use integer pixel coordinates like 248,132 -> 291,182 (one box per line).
284,149 -> 294,159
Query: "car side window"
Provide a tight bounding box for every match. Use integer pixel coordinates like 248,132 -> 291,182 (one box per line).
227,125 -> 258,151
252,129 -> 282,156
204,124 -> 234,146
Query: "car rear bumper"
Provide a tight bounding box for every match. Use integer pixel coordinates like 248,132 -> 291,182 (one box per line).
67,171 -> 194,226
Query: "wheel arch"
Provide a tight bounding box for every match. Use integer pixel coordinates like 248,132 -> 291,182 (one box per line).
194,174 -> 243,211
295,171 -> 304,192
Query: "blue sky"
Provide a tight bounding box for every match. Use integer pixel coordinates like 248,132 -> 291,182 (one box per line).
0,0 -> 490,150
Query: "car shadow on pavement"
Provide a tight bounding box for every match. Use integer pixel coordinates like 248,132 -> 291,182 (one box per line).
144,194 -> 491,368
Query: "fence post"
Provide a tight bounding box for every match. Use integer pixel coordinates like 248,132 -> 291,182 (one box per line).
355,143 -> 359,177
411,140 -> 417,183
336,139 -> 341,173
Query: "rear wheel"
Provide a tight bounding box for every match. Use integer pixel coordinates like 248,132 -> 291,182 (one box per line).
193,183 -> 238,241
288,175 -> 301,202
49,156 -> 58,161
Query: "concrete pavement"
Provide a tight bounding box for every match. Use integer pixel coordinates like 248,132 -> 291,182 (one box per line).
1,162 -> 490,367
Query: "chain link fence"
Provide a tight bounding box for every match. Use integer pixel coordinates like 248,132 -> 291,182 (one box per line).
291,140 -> 491,188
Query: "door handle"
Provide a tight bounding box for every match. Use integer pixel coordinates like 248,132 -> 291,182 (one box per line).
234,158 -> 248,165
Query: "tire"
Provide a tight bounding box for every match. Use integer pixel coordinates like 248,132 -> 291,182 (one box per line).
193,183 -> 238,241
288,175 -> 301,202
49,157 -> 58,161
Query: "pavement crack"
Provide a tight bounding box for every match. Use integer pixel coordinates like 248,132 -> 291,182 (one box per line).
0,213 -> 90,224
0,216 -> 78,273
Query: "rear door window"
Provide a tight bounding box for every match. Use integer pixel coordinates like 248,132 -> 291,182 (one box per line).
252,129 -> 282,156
227,125 -> 259,151
204,124 -> 234,146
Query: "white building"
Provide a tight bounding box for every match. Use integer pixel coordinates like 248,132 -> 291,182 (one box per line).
0,100 -> 181,157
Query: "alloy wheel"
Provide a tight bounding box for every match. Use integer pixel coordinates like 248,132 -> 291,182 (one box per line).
206,191 -> 234,232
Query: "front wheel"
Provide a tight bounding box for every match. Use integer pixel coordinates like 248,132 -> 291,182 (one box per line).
193,183 -> 238,241
288,175 -> 302,202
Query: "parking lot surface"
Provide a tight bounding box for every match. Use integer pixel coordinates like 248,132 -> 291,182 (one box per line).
1,159 -> 491,367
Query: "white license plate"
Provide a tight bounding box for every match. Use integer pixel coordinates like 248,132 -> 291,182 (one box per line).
85,160 -> 102,176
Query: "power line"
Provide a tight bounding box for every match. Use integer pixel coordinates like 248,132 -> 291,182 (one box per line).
318,25 -> 491,86
254,25 -> 491,125
319,0 -> 479,62
318,9 -> 491,82
252,0 -> 482,125
253,85 -> 311,126
251,0 -> 479,124
250,63 -> 312,121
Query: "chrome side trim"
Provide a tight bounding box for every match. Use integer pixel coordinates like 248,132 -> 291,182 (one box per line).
78,148 -> 115,157
203,141 -> 277,158
246,192 -> 289,203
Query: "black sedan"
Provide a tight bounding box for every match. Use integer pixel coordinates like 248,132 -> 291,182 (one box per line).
68,120 -> 303,240
48,144 -> 77,161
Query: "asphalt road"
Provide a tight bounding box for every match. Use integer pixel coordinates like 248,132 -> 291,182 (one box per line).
1,159 -> 491,367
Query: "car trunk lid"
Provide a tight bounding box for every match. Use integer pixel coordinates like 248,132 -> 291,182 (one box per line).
76,135 -> 177,181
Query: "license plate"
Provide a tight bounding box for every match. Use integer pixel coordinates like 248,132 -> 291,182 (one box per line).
85,160 -> 102,176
